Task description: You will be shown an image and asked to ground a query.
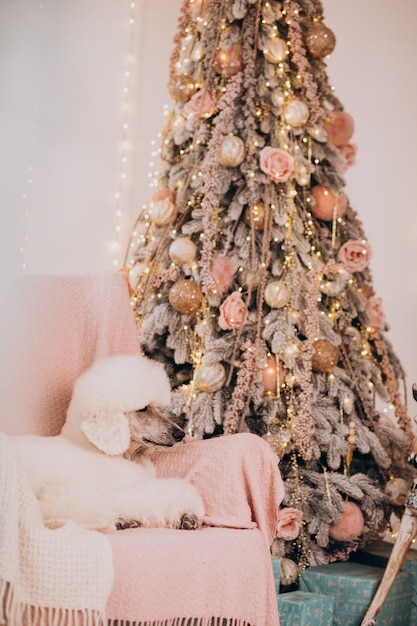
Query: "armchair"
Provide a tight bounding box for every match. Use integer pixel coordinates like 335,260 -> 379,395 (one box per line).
0,271 -> 284,625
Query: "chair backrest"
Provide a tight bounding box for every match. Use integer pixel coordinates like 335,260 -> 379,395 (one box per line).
0,271 -> 140,436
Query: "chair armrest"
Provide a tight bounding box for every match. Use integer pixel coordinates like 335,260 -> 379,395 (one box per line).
152,432 -> 284,545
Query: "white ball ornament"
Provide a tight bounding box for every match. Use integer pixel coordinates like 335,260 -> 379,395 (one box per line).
284,99 -> 309,128
150,198 -> 176,226
194,362 -> 227,392
264,280 -> 290,308
218,134 -> 246,167
238,268 -> 261,289
169,238 -> 197,264
128,263 -> 146,289
263,38 -> 288,63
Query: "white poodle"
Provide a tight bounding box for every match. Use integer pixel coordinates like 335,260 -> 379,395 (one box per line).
12,355 -> 205,531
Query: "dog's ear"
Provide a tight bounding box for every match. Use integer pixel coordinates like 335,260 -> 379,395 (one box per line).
80,410 -> 131,455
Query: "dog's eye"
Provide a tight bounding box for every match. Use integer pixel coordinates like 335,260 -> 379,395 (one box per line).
135,408 -> 148,414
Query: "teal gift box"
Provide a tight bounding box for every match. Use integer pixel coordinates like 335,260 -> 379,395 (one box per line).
278,590 -> 335,626
271,558 -> 281,595
300,561 -> 413,626
352,540 -> 417,625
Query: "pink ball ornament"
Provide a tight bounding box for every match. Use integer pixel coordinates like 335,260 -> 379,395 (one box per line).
329,501 -> 364,542
310,185 -> 348,221
324,111 -> 355,147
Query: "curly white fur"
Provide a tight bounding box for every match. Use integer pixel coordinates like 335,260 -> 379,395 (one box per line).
12,355 -> 205,531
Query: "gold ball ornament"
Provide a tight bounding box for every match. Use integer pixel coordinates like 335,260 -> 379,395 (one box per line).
168,279 -> 203,315
385,477 -> 410,506
169,238 -> 197,264
218,134 -> 246,167
264,280 -> 290,309
305,22 -> 336,58
312,340 -> 340,373
280,558 -> 299,586
244,202 -> 266,230
168,73 -> 197,103
149,198 -> 176,226
194,362 -> 227,392
263,38 -> 288,63
284,99 -> 309,128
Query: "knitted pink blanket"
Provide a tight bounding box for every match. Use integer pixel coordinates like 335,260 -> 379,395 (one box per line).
107,433 -> 284,625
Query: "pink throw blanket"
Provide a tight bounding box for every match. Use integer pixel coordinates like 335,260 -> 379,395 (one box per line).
107,433 -> 284,625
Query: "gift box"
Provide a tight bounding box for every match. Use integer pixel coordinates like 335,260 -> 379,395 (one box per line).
300,561 -> 413,626
278,590 -> 334,626
352,540 -> 417,624
271,558 -> 281,595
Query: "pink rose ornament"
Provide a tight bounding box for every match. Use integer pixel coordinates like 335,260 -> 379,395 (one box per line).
337,239 -> 372,273
276,507 -> 303,541
184,89 -> 217,118
218,292 -> 248,330
260,146 -> 294,183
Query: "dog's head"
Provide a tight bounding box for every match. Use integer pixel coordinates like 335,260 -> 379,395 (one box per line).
62,354 -> 184,455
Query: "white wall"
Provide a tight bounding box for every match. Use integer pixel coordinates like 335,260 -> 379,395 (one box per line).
1,0 -> 417,400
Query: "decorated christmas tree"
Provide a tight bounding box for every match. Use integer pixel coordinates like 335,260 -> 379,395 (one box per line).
124,0 -> 415,576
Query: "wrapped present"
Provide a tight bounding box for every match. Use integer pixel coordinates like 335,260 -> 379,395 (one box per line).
278,590 -> 334,626
352,540 -> 417,624
271,558 -> 281,594
300,561 -> 413,626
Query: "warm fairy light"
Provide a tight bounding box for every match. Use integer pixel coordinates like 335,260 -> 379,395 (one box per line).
111,1 -> 140,268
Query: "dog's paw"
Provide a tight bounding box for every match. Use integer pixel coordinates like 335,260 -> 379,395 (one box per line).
180,512 -> 201,530
116,517 -> 142,530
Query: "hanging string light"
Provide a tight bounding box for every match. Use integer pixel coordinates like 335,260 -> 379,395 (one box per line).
19,3 -> 46,271
110,0 -> 141,268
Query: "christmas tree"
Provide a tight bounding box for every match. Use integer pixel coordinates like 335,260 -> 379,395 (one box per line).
125,0 -> 415,575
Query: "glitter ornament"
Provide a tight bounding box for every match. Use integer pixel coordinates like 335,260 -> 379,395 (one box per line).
244,202 -> 266,230
218,134 -> 246,167
329,501 -> 364,542
385,477 -> 410,506
169,73 -> 197,103
262,430 -> 291,457
311,339 -> 340,373
194,362 -> 227,392
150,197 -> 176,226
305,22 -> 336,59
215,43 -> 243,77
263,38 -> 288,63
169,279 -> 203,314
169,238 -> 197,264
280,558 -> 299,586
311,185 -> 348,221
264,280 -> 290,308
284,99 -> 309,127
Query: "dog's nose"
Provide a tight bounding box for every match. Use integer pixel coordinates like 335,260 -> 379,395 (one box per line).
172,427 -> 185,442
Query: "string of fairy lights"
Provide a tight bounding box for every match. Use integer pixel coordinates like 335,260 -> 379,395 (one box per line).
110,0 -> 146,268
18,1 -> 150,271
